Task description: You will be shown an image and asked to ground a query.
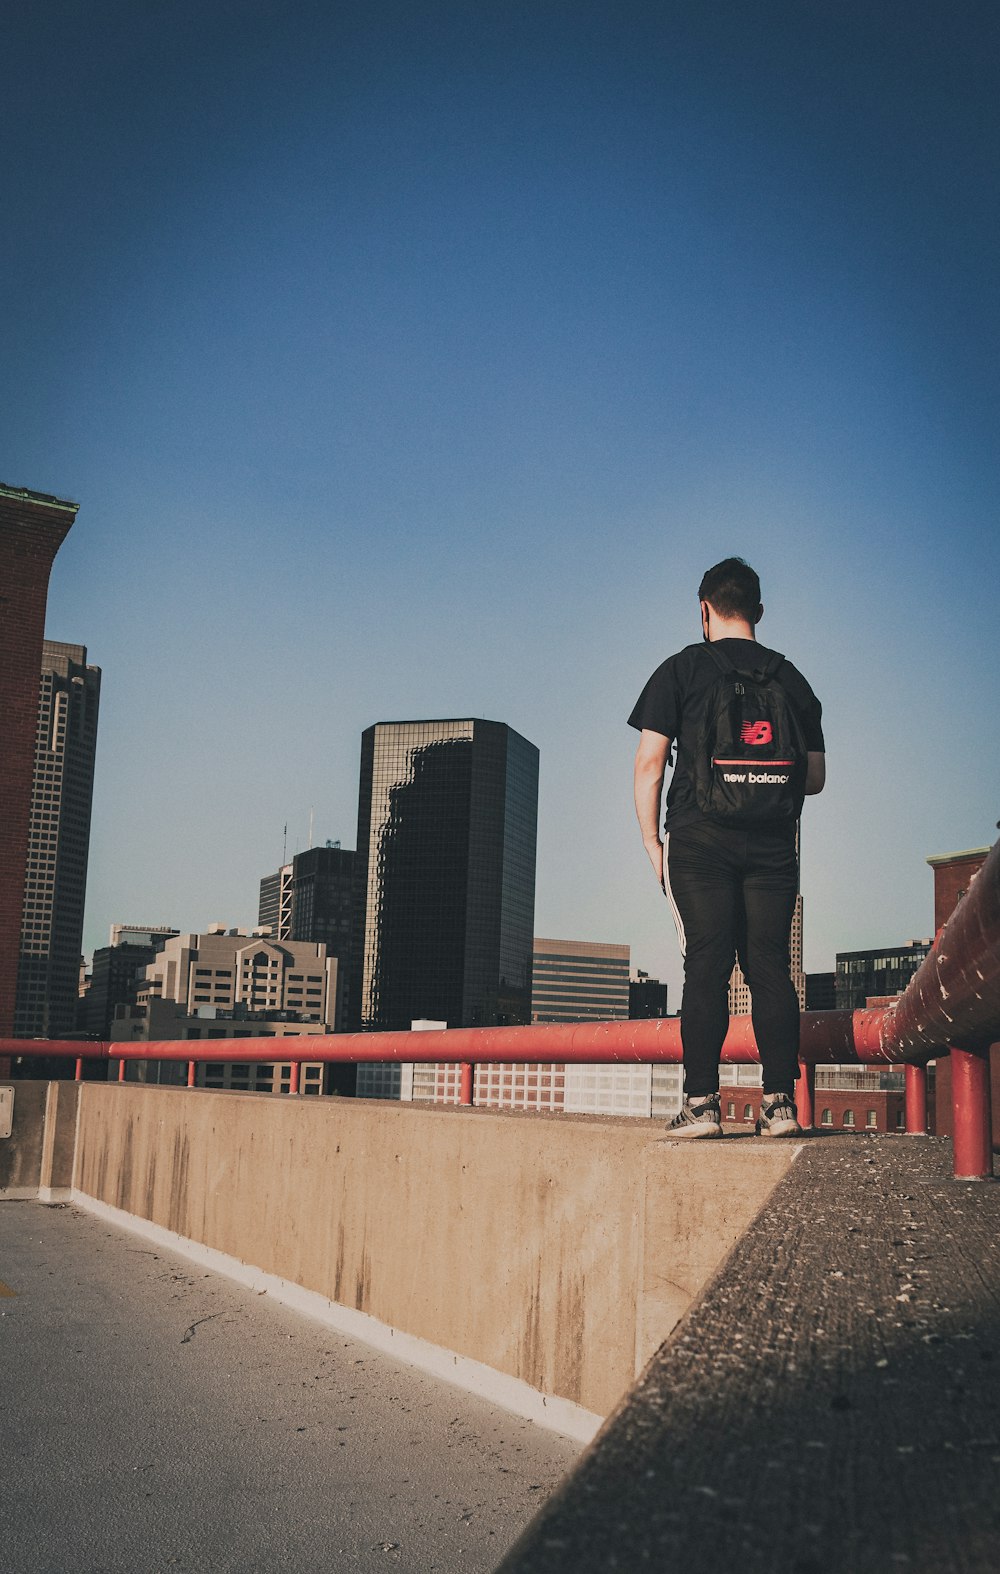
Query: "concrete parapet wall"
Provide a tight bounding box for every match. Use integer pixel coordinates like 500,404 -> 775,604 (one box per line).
0,1080 -> 79,1198
11,1083 -> 796,1421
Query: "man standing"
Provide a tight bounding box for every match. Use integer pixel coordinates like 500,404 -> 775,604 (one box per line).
630,558 -> 825,1138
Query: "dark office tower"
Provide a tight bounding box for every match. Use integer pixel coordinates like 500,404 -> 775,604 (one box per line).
258,862 -> 293,940
352,721 -> 539,1031
289,845 -> 356,1030
15,642 -> 101,1038
85,928 -> 178,1040
805,971 -> 837,1012
834,941 -> 933,1011
0,484 -> 77,1043
629,973 -> 669,1020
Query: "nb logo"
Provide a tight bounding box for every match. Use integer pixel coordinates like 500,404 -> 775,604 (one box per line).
740,721 -> 773,746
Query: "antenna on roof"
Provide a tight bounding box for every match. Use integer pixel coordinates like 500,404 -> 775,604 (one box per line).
282,822 -> 287,864
309,805 -> 315,850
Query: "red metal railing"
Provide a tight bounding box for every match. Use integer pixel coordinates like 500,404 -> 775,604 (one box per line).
4,839 -> 998,1179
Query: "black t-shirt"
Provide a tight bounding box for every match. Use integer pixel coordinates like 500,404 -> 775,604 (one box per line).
628,639 -> 825,833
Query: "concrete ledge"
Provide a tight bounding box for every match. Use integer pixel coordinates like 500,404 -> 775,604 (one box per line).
497,1134 -> 1000,1573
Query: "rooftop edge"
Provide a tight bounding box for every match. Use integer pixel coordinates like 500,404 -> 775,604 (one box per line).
0,481 -> 79,512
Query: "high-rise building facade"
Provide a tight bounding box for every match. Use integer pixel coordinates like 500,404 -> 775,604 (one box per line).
289,844 -> 355,1030
520,939 -> 682,1119
110,929 -> 334,1094
0,483 -> 77,1043
629,972 -> 669,1019
109,923 -> 180,949
112,925 -> 338,1038
15,641 -> 101,1037
258,863 -> 293,941
727,893 -> 806,1020
84,925 -> 179,1040
805,971 -> 836,1011
351,720 -> 538,1032
834,940 -> 933,1011
531,938 -> 630,1023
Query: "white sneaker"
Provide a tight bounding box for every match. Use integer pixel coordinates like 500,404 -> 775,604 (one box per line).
755,1093 -> 801,1138
665,1094 -> 723,1139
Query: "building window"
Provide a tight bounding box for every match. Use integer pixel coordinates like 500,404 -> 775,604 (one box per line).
727,1101 -> 736,1119
866,1110 -> 878,1128
743,1103 -> 753,1121
896,1110 -> 905,1130
843,1110 -> 855,1127
821,1108 -> 833,1126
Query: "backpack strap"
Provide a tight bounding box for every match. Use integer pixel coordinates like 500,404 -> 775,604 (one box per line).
758,650 -> 784,680
704,644 -> 784,680
704,643 -> 736,675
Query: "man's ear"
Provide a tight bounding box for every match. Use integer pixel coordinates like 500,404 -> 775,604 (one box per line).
699,600 -> 711,639
755,601 -> 764,625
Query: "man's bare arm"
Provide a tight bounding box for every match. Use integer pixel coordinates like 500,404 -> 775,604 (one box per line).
804,751 -> 826,795
634,729 -> 671,886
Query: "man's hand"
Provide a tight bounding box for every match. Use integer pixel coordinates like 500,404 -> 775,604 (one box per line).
644,835 -> 664,888
634,729 -> 670,887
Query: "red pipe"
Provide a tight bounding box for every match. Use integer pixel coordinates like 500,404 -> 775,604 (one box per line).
904,1064 -> 927,1135
0,1009 -> 975,1068
74,1057 -> 83,1082
118,1059 -> 126,1083
0,1014 -> 840,1067
289,1061 -> 300,1095
795,1061 -> 815,1130
886,839 -> 1000,1061
949,1045 -> 993,1180
186,1060 -> 196,1089
459,1062 -> 474,1106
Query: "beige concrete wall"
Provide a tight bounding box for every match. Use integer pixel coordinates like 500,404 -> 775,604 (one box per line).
39,1080 -> 80,1196
66,1085 -> 795,1418
0,1080 -> 79,1196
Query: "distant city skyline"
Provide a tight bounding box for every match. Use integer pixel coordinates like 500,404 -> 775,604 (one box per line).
4,5 -> 997,1007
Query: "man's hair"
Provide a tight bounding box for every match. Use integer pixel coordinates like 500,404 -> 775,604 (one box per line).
698,558 -> 762,624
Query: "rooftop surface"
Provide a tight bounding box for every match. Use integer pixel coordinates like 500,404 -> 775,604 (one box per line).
0,1200 -> 578,1573
499,1132 -> 1000,1574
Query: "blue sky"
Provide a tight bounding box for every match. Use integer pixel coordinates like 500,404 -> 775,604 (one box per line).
4,1 -> 998,1002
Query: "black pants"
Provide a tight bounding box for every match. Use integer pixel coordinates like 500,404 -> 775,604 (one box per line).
665,820 -> 800,1099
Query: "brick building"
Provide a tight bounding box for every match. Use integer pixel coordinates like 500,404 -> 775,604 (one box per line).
721,1075 -> 906,1134
0,484 -> 77,1055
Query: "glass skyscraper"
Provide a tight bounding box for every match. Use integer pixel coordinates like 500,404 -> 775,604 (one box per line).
351,720 -> 539,1032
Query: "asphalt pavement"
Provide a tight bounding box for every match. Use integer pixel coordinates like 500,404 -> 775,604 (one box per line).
0,1200 -> 579,1574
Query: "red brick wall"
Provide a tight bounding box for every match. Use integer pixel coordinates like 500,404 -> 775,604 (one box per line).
720,1084 -> 907,1133
932,851 -> 987,932
0,491 -> 76,1044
